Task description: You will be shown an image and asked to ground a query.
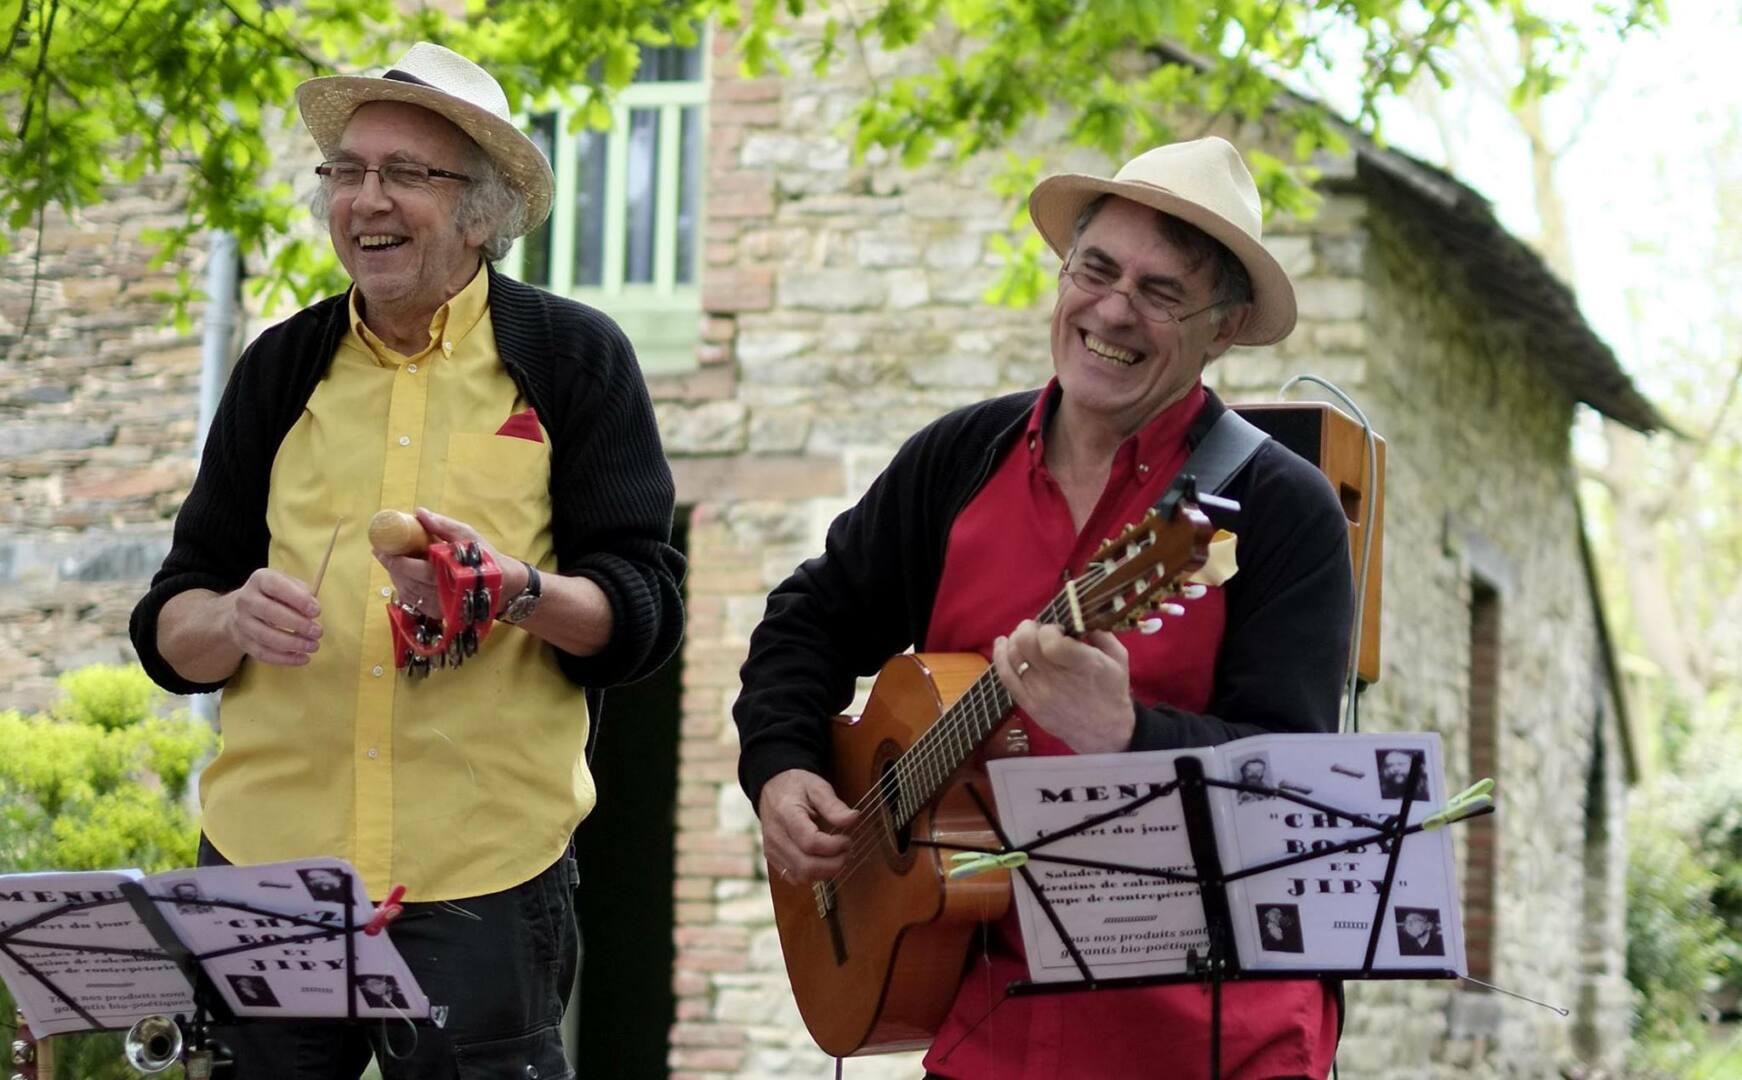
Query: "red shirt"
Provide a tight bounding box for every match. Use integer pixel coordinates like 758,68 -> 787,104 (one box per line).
921,381 -> 1337,1079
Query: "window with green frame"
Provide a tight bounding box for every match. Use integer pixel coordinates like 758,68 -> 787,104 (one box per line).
503,43 -> 707,375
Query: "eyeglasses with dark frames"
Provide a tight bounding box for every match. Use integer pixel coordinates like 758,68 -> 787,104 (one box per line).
1060,260 -> 1221,325
315,161 -> 472,191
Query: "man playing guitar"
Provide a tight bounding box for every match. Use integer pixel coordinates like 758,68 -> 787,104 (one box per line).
733,138 -> 1354,1078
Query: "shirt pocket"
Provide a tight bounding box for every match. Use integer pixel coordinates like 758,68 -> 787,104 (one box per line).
442,431 -> 552,556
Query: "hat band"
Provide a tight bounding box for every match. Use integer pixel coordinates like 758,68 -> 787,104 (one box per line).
383,69 -> 436,88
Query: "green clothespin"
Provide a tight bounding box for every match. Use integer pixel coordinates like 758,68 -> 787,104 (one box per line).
1422,778 -> 1495,831
947,850 -> 1029,880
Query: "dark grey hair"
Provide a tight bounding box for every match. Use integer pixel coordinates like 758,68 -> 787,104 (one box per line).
1068,194 -> 1254,317
309,132 -> 525,263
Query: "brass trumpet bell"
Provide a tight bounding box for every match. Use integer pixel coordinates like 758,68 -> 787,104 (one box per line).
123,1014 -> 183,1074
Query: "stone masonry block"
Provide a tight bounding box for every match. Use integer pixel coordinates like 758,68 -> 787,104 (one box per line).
703,267 -> 775,313
1295,278 -> 1366,321
776,269 -> 888,312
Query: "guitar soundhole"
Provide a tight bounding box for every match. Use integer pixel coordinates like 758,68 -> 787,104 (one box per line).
877,759 -> 913,857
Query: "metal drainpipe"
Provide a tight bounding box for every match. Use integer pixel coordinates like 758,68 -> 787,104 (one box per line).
191,230 -> 240,726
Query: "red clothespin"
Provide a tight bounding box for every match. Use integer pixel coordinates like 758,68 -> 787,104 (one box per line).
364,884 -> 407,936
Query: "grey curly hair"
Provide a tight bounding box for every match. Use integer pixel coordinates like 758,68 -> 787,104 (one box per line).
310,133 -> 526,263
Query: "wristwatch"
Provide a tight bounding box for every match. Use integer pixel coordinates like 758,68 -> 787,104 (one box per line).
497,561 -> 541,625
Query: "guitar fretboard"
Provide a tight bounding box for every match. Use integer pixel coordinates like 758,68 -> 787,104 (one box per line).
885,572 -> 1100,826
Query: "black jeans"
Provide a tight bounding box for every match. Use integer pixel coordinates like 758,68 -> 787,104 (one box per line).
198,837 -> 579,1079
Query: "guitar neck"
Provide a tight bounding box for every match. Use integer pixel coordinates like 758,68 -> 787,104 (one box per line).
888,581 -> 1086,825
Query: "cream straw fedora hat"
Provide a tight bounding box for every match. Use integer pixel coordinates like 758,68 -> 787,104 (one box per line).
296,42 -> 554,237
1028,137 -> 1297,346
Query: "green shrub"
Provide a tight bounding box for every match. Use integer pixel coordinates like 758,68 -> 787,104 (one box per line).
1627,694 -> 1742,1072
0,663 -> 215,1079
1627,788 -> 1727,1057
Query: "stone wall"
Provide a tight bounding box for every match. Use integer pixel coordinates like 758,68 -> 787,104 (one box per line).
0,175 -> 209,711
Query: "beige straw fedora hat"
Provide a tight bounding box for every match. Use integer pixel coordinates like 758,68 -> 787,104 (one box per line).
296,42 -> 554,237
1028,137 -> 1297,346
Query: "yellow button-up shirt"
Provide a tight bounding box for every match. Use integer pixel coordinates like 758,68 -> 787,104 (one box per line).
201,266 -> 594,901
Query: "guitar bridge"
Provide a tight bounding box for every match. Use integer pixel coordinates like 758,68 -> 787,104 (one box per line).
814,881 -> 847,965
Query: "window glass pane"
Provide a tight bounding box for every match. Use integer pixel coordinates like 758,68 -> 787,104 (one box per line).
676,106 -> 703,286
521,113 -> 557,286
623,108 -> 660,285
635,43 -> 702,83
572,126 -> 608,288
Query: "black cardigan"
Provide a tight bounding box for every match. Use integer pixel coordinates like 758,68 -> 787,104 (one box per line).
732,387 -> 1353,810
131,266 -> 685,717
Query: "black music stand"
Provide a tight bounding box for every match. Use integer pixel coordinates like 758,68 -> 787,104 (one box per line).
922,753 -> 1485,1078
0,866 -> 423,1074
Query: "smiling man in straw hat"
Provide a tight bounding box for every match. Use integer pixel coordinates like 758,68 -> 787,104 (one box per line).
131,42 -> 684,1078
734,137 -> 1352,1077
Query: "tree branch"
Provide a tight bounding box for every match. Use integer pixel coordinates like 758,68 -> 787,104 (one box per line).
0,0 -> 33,70
17,0 -> 59,142
215,0 -> 327,72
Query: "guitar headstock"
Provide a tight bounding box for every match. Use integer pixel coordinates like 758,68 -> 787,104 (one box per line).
1070,496 -> 1217,633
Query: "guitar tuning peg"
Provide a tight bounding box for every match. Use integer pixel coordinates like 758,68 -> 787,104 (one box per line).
1159,603 -> 1186,617
1137,618 -> 1164,635
1181,584 -> 1208,600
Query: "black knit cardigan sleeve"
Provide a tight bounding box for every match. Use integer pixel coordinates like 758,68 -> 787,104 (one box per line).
732,393 -> 1036,809
129,297 -> 346,695
487,271 -> 685,691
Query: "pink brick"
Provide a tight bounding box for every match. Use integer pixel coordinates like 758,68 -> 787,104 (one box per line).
675,926 -> 751,950
670,1022 -> 747,1046
702,266 -> 773,312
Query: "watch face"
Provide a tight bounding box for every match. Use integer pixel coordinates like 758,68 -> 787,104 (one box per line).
503,594 -> 537,624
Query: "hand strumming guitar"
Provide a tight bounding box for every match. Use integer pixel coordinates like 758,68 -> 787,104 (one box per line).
757,769 -> 861,884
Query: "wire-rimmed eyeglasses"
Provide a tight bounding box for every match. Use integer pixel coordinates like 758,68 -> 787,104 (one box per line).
1060,263 -> 1220,325
315,161 -> 472,191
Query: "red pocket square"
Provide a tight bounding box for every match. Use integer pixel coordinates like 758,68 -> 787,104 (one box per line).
495,407 -> 543,443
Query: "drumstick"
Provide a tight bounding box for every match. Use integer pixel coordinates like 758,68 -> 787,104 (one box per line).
369,509 -> 432,556
310,519 -> 345,596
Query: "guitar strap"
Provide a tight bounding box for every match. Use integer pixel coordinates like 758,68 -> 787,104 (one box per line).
1168,404 -> 1353,1041
1170,405 -> 1270,498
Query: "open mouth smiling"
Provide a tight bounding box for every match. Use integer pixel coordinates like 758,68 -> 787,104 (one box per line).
1082,330 -> 1142,366
357,234 -> 408,251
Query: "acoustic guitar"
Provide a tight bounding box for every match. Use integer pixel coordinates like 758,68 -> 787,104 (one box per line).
768,492 -> 1221,1056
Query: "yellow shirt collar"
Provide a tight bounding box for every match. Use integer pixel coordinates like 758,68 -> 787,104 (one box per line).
345,262 -> 491,367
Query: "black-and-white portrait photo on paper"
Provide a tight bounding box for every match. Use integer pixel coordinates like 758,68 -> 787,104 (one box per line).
227,973 -> 281,1008
1256,903 -> 1305,953
166,879 -> 213,914
1375,748 -> 1429,800
297,866 -> 353,904
358,973 -> 411,1010
1235,753 -> 1274,803
1394,907 -> 1445,956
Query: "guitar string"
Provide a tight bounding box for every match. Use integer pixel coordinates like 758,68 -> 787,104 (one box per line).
813,577 -> 1090,887
856,539 -> 1189,835
820,523 -> 1206,886
817,591 -> 1076,890
815,556 -> 1141,889
793,519 -> 1204,893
